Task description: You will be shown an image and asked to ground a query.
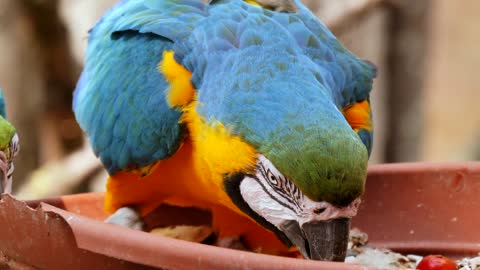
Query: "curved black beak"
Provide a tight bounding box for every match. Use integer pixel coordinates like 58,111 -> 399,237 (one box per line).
280,218 -> 350,261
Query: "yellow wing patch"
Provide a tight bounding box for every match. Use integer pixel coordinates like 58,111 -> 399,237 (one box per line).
181,101 -> 258,215
158,51 -> 195,107
182,100 -> 258,180
342,100 -> 373,132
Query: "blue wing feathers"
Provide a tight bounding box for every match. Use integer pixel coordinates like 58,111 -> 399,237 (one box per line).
74,18 -> 184,173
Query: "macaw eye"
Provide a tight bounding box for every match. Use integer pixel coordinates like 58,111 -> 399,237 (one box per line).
266,169 -> 279,185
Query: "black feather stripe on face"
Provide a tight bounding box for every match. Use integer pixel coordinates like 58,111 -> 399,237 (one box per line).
257,163 -> 303,212
223,173 -> 292,247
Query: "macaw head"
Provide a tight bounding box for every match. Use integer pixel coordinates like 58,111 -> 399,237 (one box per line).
159,0 -> 375,261
214,71 -> 369,261
0,90 -> 19,194
224,149 -> 366,262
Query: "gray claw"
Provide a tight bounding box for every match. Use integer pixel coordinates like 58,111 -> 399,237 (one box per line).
105,207 -> 144,231
216,236 -> 248,251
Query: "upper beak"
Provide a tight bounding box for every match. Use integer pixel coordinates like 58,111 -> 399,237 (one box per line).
280,218 -> 350,261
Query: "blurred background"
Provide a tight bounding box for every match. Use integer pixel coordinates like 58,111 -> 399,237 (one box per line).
0,0 -> 477,199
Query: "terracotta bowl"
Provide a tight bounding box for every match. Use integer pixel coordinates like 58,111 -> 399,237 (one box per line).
0,162 -> 479,270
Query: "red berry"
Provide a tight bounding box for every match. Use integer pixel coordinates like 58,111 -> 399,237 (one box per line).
416,255 -> 457,270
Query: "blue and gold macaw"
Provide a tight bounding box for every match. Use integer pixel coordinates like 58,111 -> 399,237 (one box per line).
0,90 -> 19,194
73,0 -> 376,261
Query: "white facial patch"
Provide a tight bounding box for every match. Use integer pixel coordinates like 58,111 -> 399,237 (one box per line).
240,175 -> 297,227
239,155 -> 360,228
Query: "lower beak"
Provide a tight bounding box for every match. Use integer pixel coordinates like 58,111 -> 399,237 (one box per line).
302,218 -> 350,261
281,218 -> 350,261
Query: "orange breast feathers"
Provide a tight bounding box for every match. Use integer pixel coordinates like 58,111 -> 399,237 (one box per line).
104,139 -> 202,216
342,100 -> 372,132
104,130 -> 254,218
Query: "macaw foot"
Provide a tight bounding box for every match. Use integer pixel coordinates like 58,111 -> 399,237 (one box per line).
105,207 -> 144,231
215,236 -> 248,251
